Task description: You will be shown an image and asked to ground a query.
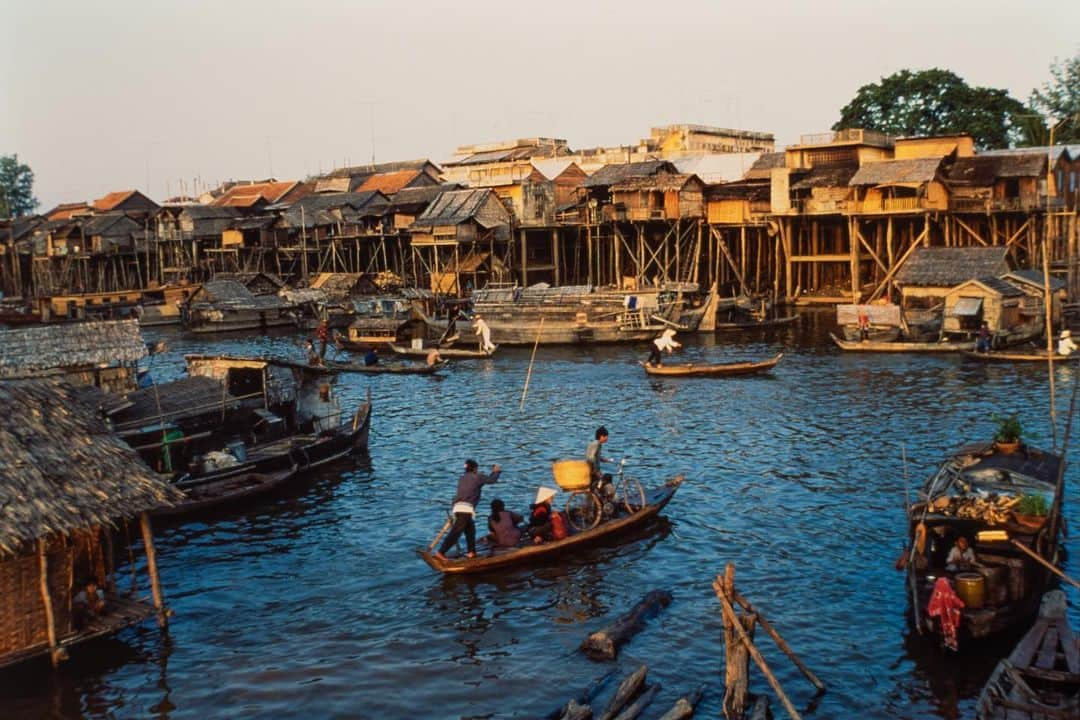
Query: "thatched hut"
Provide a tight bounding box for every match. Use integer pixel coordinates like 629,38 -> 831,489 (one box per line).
0,319 -> 147,393
0,380 -> 181,670
894,246 -> 1011,310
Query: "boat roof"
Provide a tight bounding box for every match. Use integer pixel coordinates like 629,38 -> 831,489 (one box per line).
931,442 -> 1062,495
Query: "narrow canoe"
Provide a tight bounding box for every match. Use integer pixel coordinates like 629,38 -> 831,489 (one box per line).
962,349 -> 1079,363
829,333 -> 969,353
387,343 -> 497,359
640,353 -> 782,377
155,467 -> 299,517
417,476 -> 683,574
715,314 -> 800,331
323,358 -> 447,375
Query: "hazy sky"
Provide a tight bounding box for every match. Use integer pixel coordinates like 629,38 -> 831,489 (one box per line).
3,0 -> 1077,210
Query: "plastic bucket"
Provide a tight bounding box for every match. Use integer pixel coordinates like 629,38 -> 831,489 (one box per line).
955,573 -> 985,609
552,459 -> 591,490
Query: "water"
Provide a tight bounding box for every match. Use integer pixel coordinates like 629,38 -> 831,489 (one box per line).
3,311 -> 1078,719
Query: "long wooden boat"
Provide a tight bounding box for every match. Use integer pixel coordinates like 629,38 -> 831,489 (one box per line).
387,342 -> 496,359
418,476 -> 683,574
830,333 -> 970,353
715,314 -> 800,331
154,467 -> 299,517
963,349 -> 1080,363
324,358 -> 447,375
639,353 -> 782,377
903,441 -> 1065,643
975,590 -> 1079,719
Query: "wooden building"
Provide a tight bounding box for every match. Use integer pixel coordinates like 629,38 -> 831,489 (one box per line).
91,189 -> 160,217
848,158 -> 949,214
0,379 -> 179,669
0,319 -> 147,392
313,160 -> 441,194
942,277 -> 1028,339
894,246 -> 1011,309
1001,268 -> 1067,327
610,173 -> 705,221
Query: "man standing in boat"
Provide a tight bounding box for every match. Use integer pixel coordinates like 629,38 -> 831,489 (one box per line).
474,314 -> 495,353
647,328 -> 681,367
434,459 -> 502,561
1058,329 -> 1077,357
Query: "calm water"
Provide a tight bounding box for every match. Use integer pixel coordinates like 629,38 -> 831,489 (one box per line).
3,311 -> 1078,719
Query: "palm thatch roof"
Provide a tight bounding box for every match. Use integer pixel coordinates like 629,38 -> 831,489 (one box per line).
0,320 -> 147,378
895,247 -> 1011,287
610,173 -> 703,193
0,379 -> 181,556
848,158 -> 942,187
582,160 -> 678,189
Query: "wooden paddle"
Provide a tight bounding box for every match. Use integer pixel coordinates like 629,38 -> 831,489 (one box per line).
428,517 -> 453,551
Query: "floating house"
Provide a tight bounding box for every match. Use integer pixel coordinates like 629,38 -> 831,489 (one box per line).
0,319 -> 147,392
0,380 -> 180,669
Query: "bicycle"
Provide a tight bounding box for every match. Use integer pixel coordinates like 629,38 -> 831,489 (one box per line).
564,459 -> 646,531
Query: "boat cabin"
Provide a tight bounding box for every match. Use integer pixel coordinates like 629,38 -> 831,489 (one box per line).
942,277 -> 1031,344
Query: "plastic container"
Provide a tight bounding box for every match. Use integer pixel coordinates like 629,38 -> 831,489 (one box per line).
955,572 -> 985,609
552,459 -> 591,490
226,440 -> 247,462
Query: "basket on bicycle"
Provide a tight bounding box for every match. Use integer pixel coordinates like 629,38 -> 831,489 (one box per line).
552,459 -> 591,490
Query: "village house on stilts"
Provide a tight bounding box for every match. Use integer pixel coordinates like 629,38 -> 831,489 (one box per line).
0,380 -> 182,670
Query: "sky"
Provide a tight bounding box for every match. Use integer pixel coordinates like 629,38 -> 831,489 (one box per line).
2,0 -> 1078,210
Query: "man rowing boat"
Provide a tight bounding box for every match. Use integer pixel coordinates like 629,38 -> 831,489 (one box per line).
434,458 -> 502,561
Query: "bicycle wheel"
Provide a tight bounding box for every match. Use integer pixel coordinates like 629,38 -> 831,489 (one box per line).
565,490 -> 602,530
620,476 -> 646,514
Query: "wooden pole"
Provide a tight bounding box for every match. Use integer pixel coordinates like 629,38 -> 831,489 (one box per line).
519,317 -> 544,411
1010,539 -> 1080,590
38,538 -> 65,667
139,512 -> 169,628
1042,238 -> 1058,451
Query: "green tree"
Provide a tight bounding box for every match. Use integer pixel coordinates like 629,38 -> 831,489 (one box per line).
1028,52 -> 1080,144
0,154 -> 38,218
833,68 -> 1028,149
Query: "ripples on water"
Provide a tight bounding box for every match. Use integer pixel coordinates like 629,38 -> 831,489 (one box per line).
2,311 -> 1078,719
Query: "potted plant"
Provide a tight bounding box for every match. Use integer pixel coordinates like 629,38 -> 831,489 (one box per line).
992,413 -> 1023,454
1012,493 -> 1049,530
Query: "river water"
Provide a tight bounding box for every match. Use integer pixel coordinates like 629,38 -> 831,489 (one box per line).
3,310 -> 1078,719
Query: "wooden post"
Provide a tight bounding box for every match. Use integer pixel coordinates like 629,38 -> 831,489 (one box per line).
38,538 -> 65,667
139,512 -> 169,628
520,228 -> 528,287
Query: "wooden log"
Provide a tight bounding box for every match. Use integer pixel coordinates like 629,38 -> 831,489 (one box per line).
557,700 -> 592,720
732,590 -> 826,692
656,685 -> 704,720
611,682 -> 660,720
598,665 -> 648,720
724,612 -> 757,718
545,670 -> 615,720
139,512 -> 169,628
582,590 -> 673,660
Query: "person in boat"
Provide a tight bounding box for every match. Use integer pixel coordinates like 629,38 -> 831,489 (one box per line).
474,314 -> 495,353
946,536 -> 976,572
363,347 -> 379,366
305,340 -> 324,367
647,328 -> 681,367
976,321 -> 992,353
857,307 -> 871,341
586,426 -> 614,495
425,348 -> 442,366
486,498 -> 523,548
316,319 -> 330,358
528,486 -> 566,544
1058,329 -> 1077,357
434,459 -> 502,561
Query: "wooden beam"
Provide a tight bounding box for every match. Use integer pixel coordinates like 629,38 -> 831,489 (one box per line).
38,538 -> 65,667
139,513 -> 169,628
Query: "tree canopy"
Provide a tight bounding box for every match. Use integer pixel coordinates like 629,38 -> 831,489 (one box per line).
1028,52 -> 1080,144
832,69 -> 1028,149
0,155 -> 38,219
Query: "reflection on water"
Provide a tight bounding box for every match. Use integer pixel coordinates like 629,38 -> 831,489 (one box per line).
2,310 -> 1078,718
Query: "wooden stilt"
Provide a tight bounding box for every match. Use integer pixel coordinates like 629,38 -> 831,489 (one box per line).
38,538 -> 66,667
139,512 -> 169,628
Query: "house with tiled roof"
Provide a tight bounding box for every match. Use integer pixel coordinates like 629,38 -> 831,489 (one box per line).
354,169 -> 438,196
44,202 -> 92,221
210,181 -> 299,210
91,190 -> 159,215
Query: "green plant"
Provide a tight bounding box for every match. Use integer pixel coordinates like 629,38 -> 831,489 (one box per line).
1016,493 -> 1049,517
992,413 -> 1023,443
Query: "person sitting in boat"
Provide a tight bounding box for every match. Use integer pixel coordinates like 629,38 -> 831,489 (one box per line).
486,498 -> 523,548
1058,329 -> 1077,357
425,348 -> 442,367
434,459 -> 502,562
946,536 -> 976,572
528,487 -> 558,544
647,328 -> 681,367
474,314 -> 495,353
363,347 -> 379,366
976,321 -> 992,353
305,340 -> 324,367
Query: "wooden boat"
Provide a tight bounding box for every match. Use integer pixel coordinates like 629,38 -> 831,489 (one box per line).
418,476 -> 683,574
840,325 -> 901,343
975,590 -> 1079,719
715,314 -> 800,331
323,358 -> 447,375
639,353 -> 782,377
387,342 -> 496,359
963,349 -> 1080,363
830,333 -> 970,353
903,441 -> 1065,643
154,467 -> 299,517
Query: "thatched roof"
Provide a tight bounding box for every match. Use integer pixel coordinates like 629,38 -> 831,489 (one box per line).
583,160 -> 678,189
946,154 -> 1049,185
744,152 -> 786,181
0,379 -> 181,556
895,247 -> 1011,287
388,184 -> 462,215
611,173 -> 703,193
1002,269 -> 1067,293
849,158 -> 942,186
0,319 -> 147,378
791,166 -> 857,190
412,188 -> 510,229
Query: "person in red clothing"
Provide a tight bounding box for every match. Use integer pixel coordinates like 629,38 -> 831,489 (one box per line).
527,487 -> 557,544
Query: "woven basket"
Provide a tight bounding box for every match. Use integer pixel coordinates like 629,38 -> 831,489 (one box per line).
552,460 -> 591,490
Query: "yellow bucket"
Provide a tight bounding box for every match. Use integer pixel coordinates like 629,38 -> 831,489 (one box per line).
955,573 -> 985,609
552,459 -> 591,490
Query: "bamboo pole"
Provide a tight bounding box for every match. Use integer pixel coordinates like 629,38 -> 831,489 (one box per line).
1010,539 -> 1080,590
38,538 -> 64,667
1043,238 -> 1058,451
139,513 -> 169,628
519,317 -> 544,411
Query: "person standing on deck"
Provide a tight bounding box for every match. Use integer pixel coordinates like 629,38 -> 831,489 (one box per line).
976,321 -> 992,353
1058,329 -> 1077,356
434,459 -> 502,561
474,314 -> 495,353
647,328 -> 681,367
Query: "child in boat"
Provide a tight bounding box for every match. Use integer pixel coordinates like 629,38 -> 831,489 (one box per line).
528,487 -> 557,544
486,498 -> 523,548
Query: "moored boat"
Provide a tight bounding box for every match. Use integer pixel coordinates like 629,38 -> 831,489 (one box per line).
963,349 -> 1080,363
830,333 -> 970,353
154,467 -> 300,517
418,476 -> 683,574
715,314 -> 800,331
639,353 -> 782,377
387,342 -> 496,359
324,358 -> 447,375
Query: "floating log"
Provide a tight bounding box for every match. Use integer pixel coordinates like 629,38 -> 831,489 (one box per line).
612,682 -> 660,720
558,700 -> 592,720
582,590 -> 673,660
598,665 -> 648,720
656,685 -> 705,720
545,670 -> 615,720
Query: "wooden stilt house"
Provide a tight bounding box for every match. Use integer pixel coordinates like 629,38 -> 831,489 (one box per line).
0,380 -> 181,670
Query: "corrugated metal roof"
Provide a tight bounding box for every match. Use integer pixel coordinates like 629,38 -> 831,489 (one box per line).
671,154 -> 761,184
849,158 -> 942,186
412,188 -> 508,228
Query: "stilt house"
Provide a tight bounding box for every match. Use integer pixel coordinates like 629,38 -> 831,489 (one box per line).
0,319 -> 147,392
